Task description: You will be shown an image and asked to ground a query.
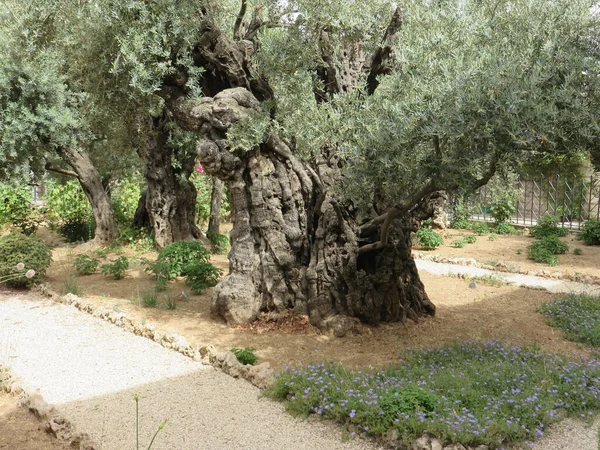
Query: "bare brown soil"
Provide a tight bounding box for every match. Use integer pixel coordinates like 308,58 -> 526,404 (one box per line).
0,393 -> 69,450
4,225 -> 600,449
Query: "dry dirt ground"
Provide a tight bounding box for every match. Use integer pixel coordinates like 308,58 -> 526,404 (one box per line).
3,226 -> 600,448
0,392 -> 69,450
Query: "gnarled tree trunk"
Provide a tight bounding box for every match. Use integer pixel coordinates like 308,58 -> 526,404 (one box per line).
140,116 -> 202,249
58,147 -> 116,244
166,88 -> 435,336
208,178 -> 225,234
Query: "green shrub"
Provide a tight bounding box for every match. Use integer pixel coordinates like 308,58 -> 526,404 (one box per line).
415,228 -> 443,250
527,236 -> 567,266
470,222 -> 489,235
164,297 -> 177,310
451,239 -> 467,248
44,181 -> 94,242
207,230 -> 230,255
493,222 -> 515,235
101,256 -> 129,280
530,214 -> 569,239
73,254 -> 100,275
155,241 -> 212,279
184,261 -> 222,294
452,218 -> 470,229
231,347 -> 258,365
0,184 -> 39,234
0,233 -> 52,287
115,225 -> 154,252
59,219 -> 95,243
111,176 -> 141,224
489,190 -> 518,224
581,220 -> 600,246
488,234 -> 497,241
464,235 -> 477,244
573,247 -> 583,255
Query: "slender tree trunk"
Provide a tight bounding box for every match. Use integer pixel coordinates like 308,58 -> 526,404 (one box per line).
59,148 -> 116,244
166,89 -> 435,336
141,116 -> 202,249
208,178 -> 225,234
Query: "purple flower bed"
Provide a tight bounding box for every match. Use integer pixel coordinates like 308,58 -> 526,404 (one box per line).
540,294 -> 600,347
267,340 -> 600,448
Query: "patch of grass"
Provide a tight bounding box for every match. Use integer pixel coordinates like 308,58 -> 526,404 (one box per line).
488,234 -> 497,241
60,275 -> 80,295
493,222 -> 516,235
468,274 -> 511,287
231,347 -> 259,365
573,248 -> 583,256
267,341 -> 600,447
140,290 -> 159,308
540,294 -> 600,347
164,297 -> 177,310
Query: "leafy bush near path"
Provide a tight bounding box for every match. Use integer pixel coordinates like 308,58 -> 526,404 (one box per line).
415,228 -> 443,250
527,235 -> 568,266
267,341 -> 600,448
581,220 -> 600,246
530,214 -> 569,239
0,233 -> 52,287
540,294 -> 600,347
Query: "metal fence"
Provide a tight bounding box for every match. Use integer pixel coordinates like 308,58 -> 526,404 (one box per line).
467,175 -> 600,230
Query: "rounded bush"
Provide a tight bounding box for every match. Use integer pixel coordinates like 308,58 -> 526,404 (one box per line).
415,228 -> 443,250
0,233 -> 52,287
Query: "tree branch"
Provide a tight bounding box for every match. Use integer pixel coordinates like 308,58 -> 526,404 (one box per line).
244,3 -> 265,41
358,181 -> 438,254
472,151 -> 499,190
366,7 -> 403,95
233,0 -> 247,40
45,162 -> 78,178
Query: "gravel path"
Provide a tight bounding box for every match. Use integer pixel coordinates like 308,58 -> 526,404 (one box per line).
416,259 -> 600,295
0,295 -> 380,450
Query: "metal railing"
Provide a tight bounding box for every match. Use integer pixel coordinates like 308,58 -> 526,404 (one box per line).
467,175 -> 600,230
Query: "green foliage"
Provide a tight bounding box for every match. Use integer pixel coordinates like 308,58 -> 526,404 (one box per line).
450,198 -> 472,229
207,230 -> 230,255
0,233 -> 52,287
452,219 -> 470,230
230,348 -> 258,366
488,234 -> 498,241
469,222 -> 489,236
540,295 -> 600,347
573,247 -> 583,256
44,181 -> 94,242
415,229 -> 443,251
101,256 -> 129,280
451,240 -> 467,248
268,341 -> 600,446
134,394 -> 167,450
493,222 -> 516,235
73,254 -> 100,275
464,235 -> 477,244
155,241 -> 211,279
530,215 -> 569,239
115,226 -> 154,253
581,220 -> 600,246
184,261 -> 223,294
527,236 -> 568,266
111,176 -> 142,224
0,184 -> 38,234
489,190 -> 519,224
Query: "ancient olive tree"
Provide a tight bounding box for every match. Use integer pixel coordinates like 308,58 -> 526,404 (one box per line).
24,0 -> 600,334
158,0 -> 599,334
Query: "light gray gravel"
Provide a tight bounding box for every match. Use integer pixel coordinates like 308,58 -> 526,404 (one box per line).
0,295 -> 380,450
416,259 -> 600,295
